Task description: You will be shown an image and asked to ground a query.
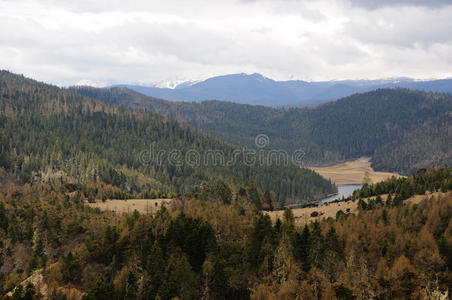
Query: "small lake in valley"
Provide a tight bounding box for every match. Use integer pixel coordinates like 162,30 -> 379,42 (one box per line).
319,184 -> 362,204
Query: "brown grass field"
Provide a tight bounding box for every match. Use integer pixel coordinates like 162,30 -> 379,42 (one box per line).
309,157 -> 401,184
266,191 -> 447,226
267,200 -> 358,225
87,198 -> 173,214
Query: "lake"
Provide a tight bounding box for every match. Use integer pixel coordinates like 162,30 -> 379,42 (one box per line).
319,184 -> 362,204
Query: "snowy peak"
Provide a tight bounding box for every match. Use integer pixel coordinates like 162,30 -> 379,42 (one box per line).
151,78 -> 197,89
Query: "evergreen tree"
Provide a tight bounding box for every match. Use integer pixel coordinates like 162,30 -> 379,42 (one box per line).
263,190 -> 274,211
309,221 -> 324,268
83,276 -> 114,300
294,225 -> 311,272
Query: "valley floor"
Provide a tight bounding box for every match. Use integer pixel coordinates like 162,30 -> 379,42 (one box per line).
309,157 -> 400,184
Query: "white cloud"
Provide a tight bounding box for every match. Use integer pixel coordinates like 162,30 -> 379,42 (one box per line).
348,0 -> 450,9
0,0 -> 451,86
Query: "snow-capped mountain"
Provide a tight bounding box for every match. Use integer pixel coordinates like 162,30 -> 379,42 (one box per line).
111,73 -> 452,107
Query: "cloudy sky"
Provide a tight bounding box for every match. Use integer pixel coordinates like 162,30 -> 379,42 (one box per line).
1,0 -> 451,86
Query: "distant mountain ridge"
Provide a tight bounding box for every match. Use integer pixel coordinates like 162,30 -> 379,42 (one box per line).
112,73 -> 452,107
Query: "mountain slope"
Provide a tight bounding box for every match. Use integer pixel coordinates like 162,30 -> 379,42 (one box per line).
114,73 -> 452,107
0,71 -> 336,204
72,86 -> 452,174
372,112 -> 452,174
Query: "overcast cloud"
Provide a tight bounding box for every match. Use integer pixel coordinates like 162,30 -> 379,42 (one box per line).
0,0 -> 451,86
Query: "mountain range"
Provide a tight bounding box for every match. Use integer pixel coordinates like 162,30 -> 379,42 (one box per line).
113,73 -> 452,107
72,85 -> 452,175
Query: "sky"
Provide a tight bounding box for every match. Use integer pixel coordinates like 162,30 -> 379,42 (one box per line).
0,0 -> 451,86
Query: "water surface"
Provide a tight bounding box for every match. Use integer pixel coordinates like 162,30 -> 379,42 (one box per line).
319,184 -> 362,204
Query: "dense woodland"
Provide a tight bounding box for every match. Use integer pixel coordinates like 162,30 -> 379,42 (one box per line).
371,112 -> 452,173
0,166 -> 451,299
73,86 -> 452,174
0,71 -> 335,204
350,166 -> 452,208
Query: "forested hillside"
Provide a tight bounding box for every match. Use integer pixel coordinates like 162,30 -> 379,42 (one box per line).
0,71 -> 336,204
0,166 -> 451,299
372,112 -> 452,174
70,86 -> 277,147
73,86 -> 452,174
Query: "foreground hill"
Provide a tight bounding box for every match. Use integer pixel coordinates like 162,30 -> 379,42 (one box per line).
1,166 -> 450,299
0,71 -> 336,204
73,86 -> 452,174
114,73 -> 452,107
